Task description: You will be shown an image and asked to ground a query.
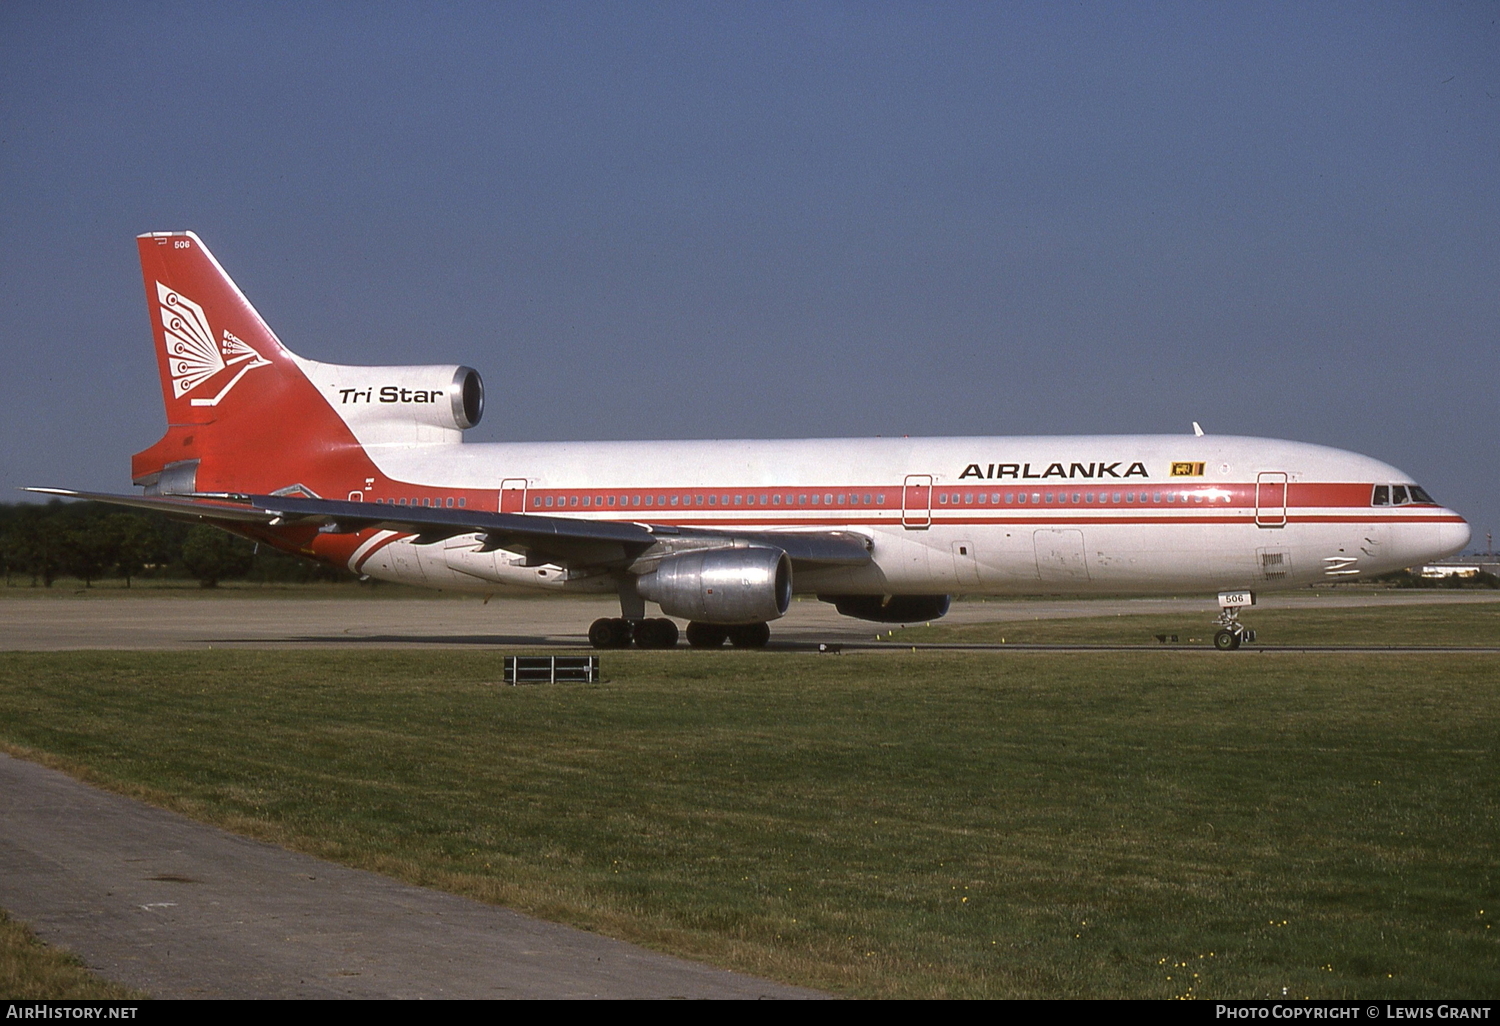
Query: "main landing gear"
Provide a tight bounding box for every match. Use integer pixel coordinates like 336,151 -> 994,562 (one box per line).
592,585 -> 679,649
1212,590 -> 1258,651
588,618 -> 773,649
685,621 -> 771,649
592,584 -> 772,650
589,617 -> 679,649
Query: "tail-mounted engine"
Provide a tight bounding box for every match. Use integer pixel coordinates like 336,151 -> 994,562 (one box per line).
636,548 -> 792,624
292,358 -> 484,445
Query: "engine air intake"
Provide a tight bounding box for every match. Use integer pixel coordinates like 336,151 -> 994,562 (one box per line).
637,548 -> 792,624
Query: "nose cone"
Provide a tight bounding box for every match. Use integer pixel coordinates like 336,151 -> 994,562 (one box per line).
1438,512 -> 1472,559
1386,512 -> 1471,573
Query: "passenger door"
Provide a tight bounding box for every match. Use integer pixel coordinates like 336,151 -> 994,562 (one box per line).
500,478 -> 528,514
1255,472 -> 1288,528
902,475 -> 932,530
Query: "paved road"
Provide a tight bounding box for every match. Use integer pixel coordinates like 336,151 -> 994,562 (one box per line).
0,754 -> 823,999
3,588 -> 1494,651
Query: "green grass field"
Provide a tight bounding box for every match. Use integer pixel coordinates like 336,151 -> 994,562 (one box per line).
0,908 -> 145,1000
1,644 -> 1496,998
888,600 -> 1500,648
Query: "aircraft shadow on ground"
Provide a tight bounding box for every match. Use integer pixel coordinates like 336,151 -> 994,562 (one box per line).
212,634 -> 572,647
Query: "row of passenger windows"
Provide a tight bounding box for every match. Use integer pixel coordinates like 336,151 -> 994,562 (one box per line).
368,486 -> 1441,512
526,490 -> 1233,510
374,497 -> 467,507
1372,484 -> 1434,506
368,491 -> 1235,511
534,492 -> 889,509
938,490 -> 1231,505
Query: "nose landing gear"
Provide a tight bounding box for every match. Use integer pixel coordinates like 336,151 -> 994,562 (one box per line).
1212,590 -> 1258,651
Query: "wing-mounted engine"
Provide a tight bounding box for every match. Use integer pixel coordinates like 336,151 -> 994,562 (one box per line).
818,594 -> 951,623
290,358 -> 484,446
636,548 -> 792,624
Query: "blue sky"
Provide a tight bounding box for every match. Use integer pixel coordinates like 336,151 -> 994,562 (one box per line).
2,2 -> 1496,548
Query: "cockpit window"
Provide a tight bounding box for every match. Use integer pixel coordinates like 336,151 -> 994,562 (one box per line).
1373,483 -> 1438,506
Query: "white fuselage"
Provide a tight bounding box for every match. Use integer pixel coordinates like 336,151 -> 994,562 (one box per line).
123,233 -> 1471,618
348,433 -> 1470,600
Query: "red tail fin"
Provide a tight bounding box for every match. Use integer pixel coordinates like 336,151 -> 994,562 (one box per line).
139,231 -> 289,425
132,232 -> 370,496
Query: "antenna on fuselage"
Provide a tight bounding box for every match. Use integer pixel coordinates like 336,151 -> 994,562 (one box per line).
1192,422 -> 1205,437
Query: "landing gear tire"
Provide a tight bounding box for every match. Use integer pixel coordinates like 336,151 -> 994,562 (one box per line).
634,618 -> 680,649
726,622 -> 771,649
589,617 -> 633,649
1214,628 -> 1241,651
1213,591 -> 1255,653
686,622 -> 728,648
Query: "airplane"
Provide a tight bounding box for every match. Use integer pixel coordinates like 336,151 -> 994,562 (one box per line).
30,231 -> 1471,651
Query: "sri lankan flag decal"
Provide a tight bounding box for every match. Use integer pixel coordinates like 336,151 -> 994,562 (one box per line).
1170,461 -> 1205,477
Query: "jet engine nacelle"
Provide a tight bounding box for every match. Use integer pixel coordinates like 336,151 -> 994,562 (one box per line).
292,358 -> 484,445
819,594 -> 952,623
637,548 -> 792,624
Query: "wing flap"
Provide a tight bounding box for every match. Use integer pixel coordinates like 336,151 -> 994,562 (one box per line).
252,495 -> 658,566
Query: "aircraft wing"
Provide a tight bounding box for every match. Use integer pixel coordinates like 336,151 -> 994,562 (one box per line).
23,488 -> 281,524
252,494 -> 873,569
24,489 -> 873,571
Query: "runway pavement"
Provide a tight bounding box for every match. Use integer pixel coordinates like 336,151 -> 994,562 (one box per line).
3,587 -> 1495,651
0,753 -> 823,999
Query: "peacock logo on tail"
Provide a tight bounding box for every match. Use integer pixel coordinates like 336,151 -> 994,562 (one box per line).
157,281 -> 271,406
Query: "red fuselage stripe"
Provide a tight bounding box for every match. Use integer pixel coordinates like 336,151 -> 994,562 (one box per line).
362,480 -> 1448,522
352,532 -> 409,573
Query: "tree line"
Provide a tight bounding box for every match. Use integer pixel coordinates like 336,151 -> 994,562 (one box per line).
0,501 -> 352,588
